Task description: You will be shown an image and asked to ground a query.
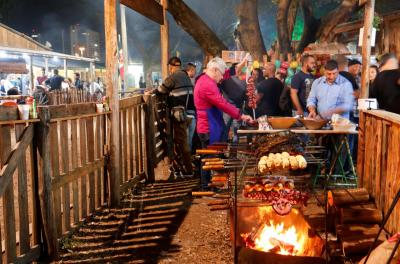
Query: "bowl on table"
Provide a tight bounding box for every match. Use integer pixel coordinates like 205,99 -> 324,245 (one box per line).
267,116 -> 297,129
299,118 -> 328,130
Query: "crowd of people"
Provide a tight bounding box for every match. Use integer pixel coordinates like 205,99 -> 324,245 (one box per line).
149,52 -> 400,189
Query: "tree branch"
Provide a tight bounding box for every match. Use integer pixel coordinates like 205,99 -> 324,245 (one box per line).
167,0 -> 227,56
296,0 -> 320,53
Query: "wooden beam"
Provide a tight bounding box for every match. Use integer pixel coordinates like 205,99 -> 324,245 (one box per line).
120,0 -> 163,25
51,159 -> 105,190
160,0 -> 169,80
120,4 -> 129,92
0,125 -> 33,197
360,0 -> 375,98
104,0 -> 121,207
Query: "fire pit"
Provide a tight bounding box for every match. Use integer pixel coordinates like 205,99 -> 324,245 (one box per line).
231,205 -> 325,263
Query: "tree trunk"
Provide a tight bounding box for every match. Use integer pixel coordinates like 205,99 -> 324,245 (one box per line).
167,0 -> 227,56
288,0 -> 299,42
296,0 -> 320,53
236,0 -> 266,61
317,0 -> 360,43
276,0 -> 292,58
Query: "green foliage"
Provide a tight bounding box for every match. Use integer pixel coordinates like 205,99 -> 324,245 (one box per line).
291,13 -> 304,41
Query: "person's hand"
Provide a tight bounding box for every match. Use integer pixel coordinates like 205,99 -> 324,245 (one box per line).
240,114 -> 253,123
296,110 -> 304,117
353,89 -> 360,99
308,111 -> 317,119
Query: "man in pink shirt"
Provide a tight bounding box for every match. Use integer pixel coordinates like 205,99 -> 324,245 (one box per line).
194,57 -> 253,189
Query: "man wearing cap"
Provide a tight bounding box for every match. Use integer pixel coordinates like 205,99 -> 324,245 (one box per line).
154,56 -> 195,178
195,57 -> 253,190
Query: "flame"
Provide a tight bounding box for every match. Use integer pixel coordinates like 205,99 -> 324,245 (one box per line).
252,220 -> 306,255
241,207 -> 319,256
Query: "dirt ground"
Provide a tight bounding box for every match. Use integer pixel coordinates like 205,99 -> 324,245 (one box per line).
57,177 -> 233,264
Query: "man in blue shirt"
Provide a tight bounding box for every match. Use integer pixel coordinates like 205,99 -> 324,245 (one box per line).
45,69 -> 65,91
307,60 -> 354,120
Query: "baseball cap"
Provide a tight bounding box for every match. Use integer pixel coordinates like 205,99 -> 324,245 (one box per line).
168,57 -> 181,66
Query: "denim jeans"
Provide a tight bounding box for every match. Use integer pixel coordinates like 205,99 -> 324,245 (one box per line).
187,114 -> 196,152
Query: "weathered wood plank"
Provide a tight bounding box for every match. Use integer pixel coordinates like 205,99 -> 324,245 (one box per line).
60,120 -> 71,232
51,159 -> 105,191
86,117 -> 95,213
0,105 -> 18,121
133,106 -> 140,176
14,124 -> 30,255
379,121 -> 389,216
50,122 -> 62,237
0,125 -> 33,196
95,115 -> 102,208
0,125 -> 16,263
127,107 -> 134,179
79,119 -> 87,218
119,112 -> 123,185
119,95 -> 143,109
122,109 -> 128,181
70,119 -> 79,224
34,108 -> 58,257
45,103 -> 96,119
137,105 -> 144,173
357,111 -> 366,186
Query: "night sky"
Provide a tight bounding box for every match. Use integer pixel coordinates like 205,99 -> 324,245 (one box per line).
3,0 -> 104,53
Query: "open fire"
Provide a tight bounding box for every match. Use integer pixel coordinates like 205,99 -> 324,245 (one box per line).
240,207 -> 324,257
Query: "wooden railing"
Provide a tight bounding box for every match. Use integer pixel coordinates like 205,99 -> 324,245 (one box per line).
358,110 -> 400,234
0,94 -> 169,262
48,89 -> 100,105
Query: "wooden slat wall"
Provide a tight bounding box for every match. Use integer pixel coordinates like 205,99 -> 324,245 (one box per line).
358,110 -> 400,234
48,110 -> 108,236
119,95 -> 147,189
0,95 -> 166,260
0,122 -> 41,263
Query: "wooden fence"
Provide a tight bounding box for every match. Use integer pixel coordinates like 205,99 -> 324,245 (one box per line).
358,110 -> 400,234
48,89 -> 100,105
0,94 -> 167,262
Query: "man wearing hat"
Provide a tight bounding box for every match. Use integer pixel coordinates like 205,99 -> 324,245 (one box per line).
153,56 -> 194,179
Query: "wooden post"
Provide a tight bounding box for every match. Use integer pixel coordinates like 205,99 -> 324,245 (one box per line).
360,0 -> 375,98
160,0 -> 169,80
34,107 -> 58,258
120,4 -> 129,91
105,0 -> 121,207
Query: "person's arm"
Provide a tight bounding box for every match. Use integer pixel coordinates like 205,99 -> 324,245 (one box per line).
235,53 -> 250,75
290,75 -> 303,115
306,81 -> 318,118
204,82 -> 252,122
157,75 -> 174,94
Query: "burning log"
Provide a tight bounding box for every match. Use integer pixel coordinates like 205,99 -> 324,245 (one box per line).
340,208 -> 383,225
